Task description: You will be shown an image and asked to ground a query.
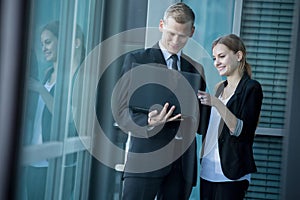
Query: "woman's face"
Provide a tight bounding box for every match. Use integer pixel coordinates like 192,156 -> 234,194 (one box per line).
41,30 -> 58,63
212,43 -> 241,77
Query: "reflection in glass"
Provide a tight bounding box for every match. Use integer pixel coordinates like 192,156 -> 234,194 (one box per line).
20,18 -> 86,199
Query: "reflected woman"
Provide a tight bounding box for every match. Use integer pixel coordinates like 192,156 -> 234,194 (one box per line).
25,20 -> 85,200
197,34 -> 263,200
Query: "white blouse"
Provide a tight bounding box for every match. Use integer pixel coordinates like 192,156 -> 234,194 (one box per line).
200,94 -> 251,182
30,81 -> 55,167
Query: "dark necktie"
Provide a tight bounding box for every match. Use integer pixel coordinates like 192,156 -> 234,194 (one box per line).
170,54 -> 178,70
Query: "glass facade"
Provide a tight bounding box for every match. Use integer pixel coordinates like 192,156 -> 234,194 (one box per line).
18,0 -> 148,199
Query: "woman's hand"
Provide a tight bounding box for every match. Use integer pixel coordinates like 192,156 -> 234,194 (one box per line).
148,102 -> 182,126
28,77 -> 54,113
198,90 -> 240,134
28,78 -> 43,92
197,90 -> 214,106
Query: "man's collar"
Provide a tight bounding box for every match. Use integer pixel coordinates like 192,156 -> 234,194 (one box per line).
158,41 -> 182,61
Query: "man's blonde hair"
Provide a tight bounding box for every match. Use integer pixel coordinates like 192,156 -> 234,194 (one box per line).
163,2 -> 195,26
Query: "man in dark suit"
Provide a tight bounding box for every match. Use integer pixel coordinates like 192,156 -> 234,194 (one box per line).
114,3 -> 209,200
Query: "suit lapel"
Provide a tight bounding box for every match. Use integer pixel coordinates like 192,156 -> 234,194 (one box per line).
225,73 -> 249,108
150,43 -> 167,66
181,57 -> 193,72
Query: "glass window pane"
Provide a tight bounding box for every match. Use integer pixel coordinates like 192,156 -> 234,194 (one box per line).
17,0 -> 148,199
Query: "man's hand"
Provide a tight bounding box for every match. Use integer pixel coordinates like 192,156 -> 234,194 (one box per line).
147,102 -> 182,126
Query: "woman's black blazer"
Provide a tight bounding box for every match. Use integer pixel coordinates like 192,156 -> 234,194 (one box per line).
207,73 -> 263,180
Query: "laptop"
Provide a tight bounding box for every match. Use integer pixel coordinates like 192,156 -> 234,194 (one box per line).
127,63 -> 201,117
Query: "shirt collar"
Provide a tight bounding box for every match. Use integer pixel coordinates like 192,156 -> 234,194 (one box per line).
158,41 -> 182,61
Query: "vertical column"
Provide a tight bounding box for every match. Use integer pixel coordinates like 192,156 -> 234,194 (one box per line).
281,0 -> 300,199
0,0 -> 29,199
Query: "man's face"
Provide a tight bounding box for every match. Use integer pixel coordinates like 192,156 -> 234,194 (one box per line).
159,17 -> 194,54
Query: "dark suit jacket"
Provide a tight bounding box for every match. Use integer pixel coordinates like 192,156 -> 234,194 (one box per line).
207,73 -> 263,180
116,43 -> 210,186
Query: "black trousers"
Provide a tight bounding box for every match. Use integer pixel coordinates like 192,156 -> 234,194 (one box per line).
200,178 -> 249,200
121,159 -> 193,200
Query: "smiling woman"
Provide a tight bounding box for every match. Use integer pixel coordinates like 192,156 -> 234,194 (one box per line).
22,20 -> 85,200
198,34 -> 263,200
